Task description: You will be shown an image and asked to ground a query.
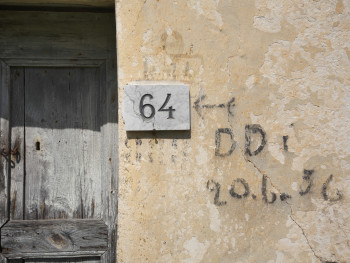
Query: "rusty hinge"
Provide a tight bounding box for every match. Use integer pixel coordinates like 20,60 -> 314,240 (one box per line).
0,146 -> 19,157
1,145 -> 20,168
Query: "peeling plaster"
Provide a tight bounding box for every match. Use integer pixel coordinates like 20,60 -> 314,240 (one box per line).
183,237 -> 210,263
117,0 -> 350,261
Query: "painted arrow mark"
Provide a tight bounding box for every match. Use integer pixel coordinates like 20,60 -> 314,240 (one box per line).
193,95 -> 235,118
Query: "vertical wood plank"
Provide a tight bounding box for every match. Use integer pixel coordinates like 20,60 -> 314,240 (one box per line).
0,60 -> 9,228
78,67 -> 102,219
100,58 -> 118,263
9,67 -> 25,220
24,67 -> 84,220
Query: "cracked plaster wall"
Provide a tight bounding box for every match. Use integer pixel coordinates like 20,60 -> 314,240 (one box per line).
116,0 -> 350,262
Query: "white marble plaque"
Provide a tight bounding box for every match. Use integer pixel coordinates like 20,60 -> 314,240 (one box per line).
123,82 -> 190,131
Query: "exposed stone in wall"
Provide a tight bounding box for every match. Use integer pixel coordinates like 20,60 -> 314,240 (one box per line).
116,0 -> 350,262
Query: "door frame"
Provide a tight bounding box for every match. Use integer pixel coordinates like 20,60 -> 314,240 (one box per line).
0,58 -> 110,260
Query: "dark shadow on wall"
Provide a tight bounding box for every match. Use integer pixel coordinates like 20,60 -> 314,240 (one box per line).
126,130 -> 191,140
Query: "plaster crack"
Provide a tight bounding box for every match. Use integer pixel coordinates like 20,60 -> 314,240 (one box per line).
247,157 -> 282,194
236,142 -> 283,194
126,0 -> 148,39
290,209 -> 339,263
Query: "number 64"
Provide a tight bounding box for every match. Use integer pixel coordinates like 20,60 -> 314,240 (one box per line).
139,93 -> 175,119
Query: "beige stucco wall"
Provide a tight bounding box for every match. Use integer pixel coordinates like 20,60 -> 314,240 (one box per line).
116,0 -> 350,262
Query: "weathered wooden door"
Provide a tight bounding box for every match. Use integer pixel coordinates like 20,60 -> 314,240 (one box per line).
0,9 -> 118,262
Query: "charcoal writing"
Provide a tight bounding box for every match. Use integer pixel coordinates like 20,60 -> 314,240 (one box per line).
262,175 -> 277,204
229,178 -> 250,199
207,170 -> 342,206
194,95 -> 235,118
322,174 -> 342,201
207,180 -> 227,206
280,193 -> 291,201
245,124 -> 267,156
299,169 -> 314,196
136,138 -> 142,146
283,135 -> 288,151
215,128 -> 236,157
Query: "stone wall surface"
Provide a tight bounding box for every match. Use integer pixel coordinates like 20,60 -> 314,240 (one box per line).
116,0 -> 350,262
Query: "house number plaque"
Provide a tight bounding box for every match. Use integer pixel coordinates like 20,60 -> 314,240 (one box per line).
123,82 -> 190,131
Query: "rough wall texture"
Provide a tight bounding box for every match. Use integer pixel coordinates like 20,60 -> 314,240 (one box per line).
116,0 -> 350,262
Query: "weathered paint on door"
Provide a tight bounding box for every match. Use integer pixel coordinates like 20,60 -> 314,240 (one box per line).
0,10 -> 118,262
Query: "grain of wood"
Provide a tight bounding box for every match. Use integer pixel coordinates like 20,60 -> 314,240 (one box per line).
0,11 -> 117,262
0,60 -> 9,228
1,219 -> 107,258
9,67 -> 25,220
79,66 -> 102,219
99,59 -> 118,263
24,67 -> 87,220
0,12 -> 115,61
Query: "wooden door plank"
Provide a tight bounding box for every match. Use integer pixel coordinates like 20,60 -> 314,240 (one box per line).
0,60 -> 9,228
0,11 -> 115,60
99,59 -> 118,263
78,67 -> 102,220
24,67 -> 85,220
9,67 -> 25,220
1,219 -> 107,259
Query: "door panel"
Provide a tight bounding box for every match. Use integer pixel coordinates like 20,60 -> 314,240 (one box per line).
9,67 -> 25,221
24,67 -> 101,220
0,10 -> 118,262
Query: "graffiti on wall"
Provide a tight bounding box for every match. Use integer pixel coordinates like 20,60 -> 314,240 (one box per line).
123,93 -> 343,206
198,95 -> 343,205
